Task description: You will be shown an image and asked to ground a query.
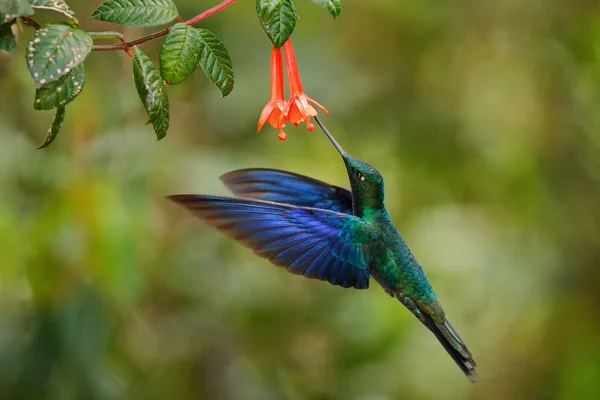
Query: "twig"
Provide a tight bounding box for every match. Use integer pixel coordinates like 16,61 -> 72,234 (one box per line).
21,16 -> 41,29
91,28 -> 170,52
185,0 -> 237,26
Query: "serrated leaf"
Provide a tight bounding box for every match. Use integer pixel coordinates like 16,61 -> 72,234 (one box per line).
38,105 -> 65,149
91,0 -> 178,27
0,0 -> 33,25
28,0 -> 78,24
0,22 -> 17,53
256,0 -> 297,48
132,46 -> 169,140
196,28 -> 234,97
34,63 -> 84,110
26,23 -> 92,87
159,23 -> 201,85
310,0 -> 340,18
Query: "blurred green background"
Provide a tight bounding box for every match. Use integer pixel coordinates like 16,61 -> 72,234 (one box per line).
2,0 -> 600,399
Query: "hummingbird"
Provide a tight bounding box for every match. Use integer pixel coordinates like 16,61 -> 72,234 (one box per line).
168,116 -> 476,381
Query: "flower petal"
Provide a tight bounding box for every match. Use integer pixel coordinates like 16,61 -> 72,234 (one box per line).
258,103 -> 276,131
305,103 -> 317,117
307,96 -> 329,114
287,100 -> 304,125
267,107 -> 284,128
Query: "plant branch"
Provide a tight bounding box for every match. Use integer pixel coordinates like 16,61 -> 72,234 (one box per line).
91,0 -> 237,52
185,0 -> 237,26
92,28 -> 170,52
21,16 -> 41,29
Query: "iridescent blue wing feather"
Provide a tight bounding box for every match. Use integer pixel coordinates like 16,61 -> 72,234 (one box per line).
220,169 -> 354,215
168,195 -> 376,289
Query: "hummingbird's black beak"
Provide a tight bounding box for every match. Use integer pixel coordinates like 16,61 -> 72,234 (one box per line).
314,116 -> 347,158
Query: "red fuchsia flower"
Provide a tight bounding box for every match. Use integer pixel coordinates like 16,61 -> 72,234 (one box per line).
280,38 -> 328,132
257,46 -> 288,140
257,38 -> 328,140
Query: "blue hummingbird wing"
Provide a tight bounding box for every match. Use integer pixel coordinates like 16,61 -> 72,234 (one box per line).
168,195 -> 377,289
219,169 -> 354,215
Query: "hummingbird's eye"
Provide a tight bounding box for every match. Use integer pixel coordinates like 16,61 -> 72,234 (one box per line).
355,171 -> 365,181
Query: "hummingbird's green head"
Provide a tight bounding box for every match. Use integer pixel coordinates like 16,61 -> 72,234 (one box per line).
342,156 -> 384,199
315,117 -> 385,217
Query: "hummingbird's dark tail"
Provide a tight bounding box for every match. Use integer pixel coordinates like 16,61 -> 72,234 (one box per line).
420,312 -> 477,382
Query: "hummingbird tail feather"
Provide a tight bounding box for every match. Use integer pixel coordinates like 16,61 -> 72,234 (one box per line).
421,313 -> 477,382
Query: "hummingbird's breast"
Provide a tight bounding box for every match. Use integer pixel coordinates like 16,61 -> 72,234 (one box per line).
369,220 -> 438,303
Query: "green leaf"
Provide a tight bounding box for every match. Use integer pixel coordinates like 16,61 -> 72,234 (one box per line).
132,46 -> 169,140
196,28 -> 234,97
256,0 -> 297,48
28,0 -> 78,23
150,104 -> 169,140
159,23 -> 202,85
0,22 -> 17,53
310,0 -> 340,18
26,23 -> 92,87
37,105 -> 65,149
0,0 -> 33,25
91,0 -> 178,27
34,63 -> 84,110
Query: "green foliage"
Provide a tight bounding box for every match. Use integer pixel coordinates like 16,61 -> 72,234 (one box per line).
28,0 -> 78,23
37,105 -> 65,148
310,0 -> 341,18
0,21 -> 17,52
159,23 -> 202,85
256,0 -> 297,48
25,23 -> 91,87
0,0 -> 33,24
196,28 -> 234,96
158,23 -> 235,95
34,63 -> 84,109
3,0 -> 339,146
132,46 -> 169,140
91,0 -> 178,27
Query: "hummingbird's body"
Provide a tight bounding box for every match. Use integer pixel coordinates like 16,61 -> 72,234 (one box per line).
169,117 -> 476,380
